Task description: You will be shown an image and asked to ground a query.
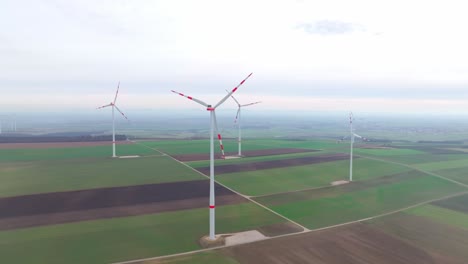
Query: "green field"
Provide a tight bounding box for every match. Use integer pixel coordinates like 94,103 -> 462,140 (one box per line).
216,158 -> 411,196
138,139 -> 340,155
255,172 -> 465,229
0,155 -> 204,197
0,143 -> 157,162
2,136 -> 468,263
0,203 -> 286,264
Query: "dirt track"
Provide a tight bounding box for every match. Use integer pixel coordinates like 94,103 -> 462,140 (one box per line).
0,180 -> 247,230
172,148 -> 318,162
196,153 -> 350,175
220,223 -> 453,264
0,141 -> 132,149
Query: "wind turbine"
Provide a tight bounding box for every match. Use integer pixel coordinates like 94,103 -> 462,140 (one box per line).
349,112 -> 363,182
97,82 -> 128,158
227,91 -> 260,156
171,72 -> 253,241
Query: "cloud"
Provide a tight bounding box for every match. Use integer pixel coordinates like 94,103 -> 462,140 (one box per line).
298,20 -> 364,35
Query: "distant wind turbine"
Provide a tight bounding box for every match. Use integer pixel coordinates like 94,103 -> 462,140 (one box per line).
97,82 -> 128,158
227,91 -> 260,156
349,112 -> 363,182
171,72 -> 253,241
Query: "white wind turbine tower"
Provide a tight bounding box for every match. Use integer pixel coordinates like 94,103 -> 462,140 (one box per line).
172,73 -> 253,241
97,82 -> 128,158
227,91 -> 260,156
349,112 -> 362,182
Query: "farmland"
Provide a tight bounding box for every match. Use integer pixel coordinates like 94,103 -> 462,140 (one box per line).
0,136 -> 467,264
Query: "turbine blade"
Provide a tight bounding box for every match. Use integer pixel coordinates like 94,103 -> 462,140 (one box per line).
171,90 -> 209,107
114,105 -> 129,120
234,108 -> 240,124
225,89 -> 241,106
212,111 -> 225,159
114,81 -> 120,104
214,72 -> 253,109
241,101 -> 261,107
97,104 -> 112,109
353,133 -> 362,138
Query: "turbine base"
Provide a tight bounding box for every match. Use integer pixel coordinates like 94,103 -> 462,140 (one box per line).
199,235 -> 226,248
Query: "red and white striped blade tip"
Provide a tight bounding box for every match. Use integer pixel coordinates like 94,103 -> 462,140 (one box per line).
114,105 -> 128,120
214,72 -> 253,109
113,81 -> 120,104
170,90 -> 209,107
226,89 -> 241,106
97,104 -> 112,109
242,101 -> 261,107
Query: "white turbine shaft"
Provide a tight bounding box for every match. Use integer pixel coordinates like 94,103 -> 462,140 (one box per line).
349,112 -> 354,182
238,107 -> 242,156
112,105 -> 116,158
209,110 -> 215,240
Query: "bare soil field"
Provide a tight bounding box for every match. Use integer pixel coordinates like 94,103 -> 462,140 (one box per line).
0,180 -> 246,230
196,153 -> 350,175
431,193 -> 468,213
0,141 -> 132,149
220,223 -> 446,264
172,148 -> 318,162
369,213 -> 468,264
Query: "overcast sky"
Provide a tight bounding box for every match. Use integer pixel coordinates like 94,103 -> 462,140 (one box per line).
1,0 -> 467,114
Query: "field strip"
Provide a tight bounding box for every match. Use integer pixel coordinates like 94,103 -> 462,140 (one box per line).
112,187 -> 468,264
358,155 -> 468,189
133,141 -> 310,232
251,183 -> 338,199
